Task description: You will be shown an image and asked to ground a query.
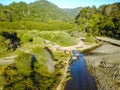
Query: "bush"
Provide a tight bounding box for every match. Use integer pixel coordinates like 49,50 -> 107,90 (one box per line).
85,35 -> 95,43
15,52 -> 31,76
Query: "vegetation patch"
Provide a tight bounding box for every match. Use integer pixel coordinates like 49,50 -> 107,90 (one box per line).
85,35 -> 95,43
39,31 -> 77,46
0,21 -> 74,31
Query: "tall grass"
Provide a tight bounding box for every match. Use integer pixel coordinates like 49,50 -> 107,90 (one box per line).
0,21 -> 74,31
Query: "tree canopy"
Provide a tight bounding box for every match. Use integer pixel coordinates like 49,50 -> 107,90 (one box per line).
0,0 -> 70,22
75,3 -> 120,39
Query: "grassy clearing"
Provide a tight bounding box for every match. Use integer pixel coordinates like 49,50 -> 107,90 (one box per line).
39,31 -> 77,46
0,21 -> 74,31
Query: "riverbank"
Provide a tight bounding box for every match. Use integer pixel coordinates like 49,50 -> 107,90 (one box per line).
56,56 -> 70,90
46,38 -> 100,52
49,38 -> 101,90
85,43 -> 120,90
96,37 -> 120,46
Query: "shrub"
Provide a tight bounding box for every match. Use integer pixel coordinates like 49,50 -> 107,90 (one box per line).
15,52 -> 31,76
85,35 -> 95,43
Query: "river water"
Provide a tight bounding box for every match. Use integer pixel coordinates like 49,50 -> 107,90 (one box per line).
64,51 -> 97,90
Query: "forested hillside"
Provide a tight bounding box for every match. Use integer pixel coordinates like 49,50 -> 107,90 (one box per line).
0,0 -> 73,30
75,3 -> 120,39
63,7 -> 83,18
0,0 -> 119,39
0,0 -> 70,22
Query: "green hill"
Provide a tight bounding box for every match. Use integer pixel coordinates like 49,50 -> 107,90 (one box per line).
28,0 -> 70,22
0,0 -> 70,22
63,7 -> 83,18
75,3 -> 120,39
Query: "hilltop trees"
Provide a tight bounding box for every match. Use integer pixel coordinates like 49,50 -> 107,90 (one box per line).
75,3 -> 120,39
75,6 -> 100,36
0,0 -> 70,22
0,2 -> 28,22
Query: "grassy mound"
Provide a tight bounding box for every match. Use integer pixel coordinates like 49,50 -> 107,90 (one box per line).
39,31 -> 77,46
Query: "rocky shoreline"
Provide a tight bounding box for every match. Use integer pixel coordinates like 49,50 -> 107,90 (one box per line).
85,43 -> 120,90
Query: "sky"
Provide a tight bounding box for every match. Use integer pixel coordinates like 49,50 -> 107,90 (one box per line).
0,0 -> 120,8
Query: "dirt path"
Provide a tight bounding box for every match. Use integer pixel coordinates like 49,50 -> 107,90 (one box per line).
60,40 -> 84,50
96,37 -> 120,46
0,55 -> 17,65
56,59 -> 69,90
47,38 -> 97,52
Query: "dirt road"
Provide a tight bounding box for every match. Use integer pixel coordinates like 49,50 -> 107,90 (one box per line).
0,55 -> 17,65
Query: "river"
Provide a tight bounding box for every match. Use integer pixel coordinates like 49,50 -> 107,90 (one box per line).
64,51 -> 97,90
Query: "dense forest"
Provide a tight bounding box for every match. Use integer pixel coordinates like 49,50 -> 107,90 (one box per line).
0,0 -> 70,22
0,0 -> 120,90
75,3 -> 120,39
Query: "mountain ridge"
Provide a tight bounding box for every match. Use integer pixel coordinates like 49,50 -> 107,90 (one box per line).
0,0 -> 71,22
62,7 -> 83,18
